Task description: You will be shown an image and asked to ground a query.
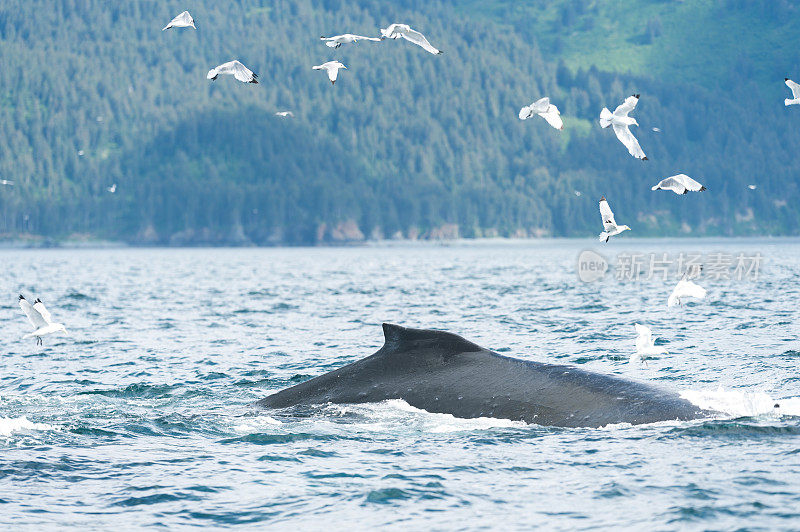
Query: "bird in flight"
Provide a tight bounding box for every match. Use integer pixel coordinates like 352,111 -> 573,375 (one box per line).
380,24 -> 443,55
668,275 -> 707,307
519,97 -> 563,130
320,34 -> 381,48
785,78 -> 800,106
598,196 -> 630,242
633,324 -> 667,365
651,174 -> 706,195
312,61 -> 347,85
163,11 -> 195,31
19,295 -> 68,345
207,61 -> 258,84
600,95 -> 647,160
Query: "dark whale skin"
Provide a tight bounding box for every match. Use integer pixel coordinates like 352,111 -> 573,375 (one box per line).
257,324 -> 711,428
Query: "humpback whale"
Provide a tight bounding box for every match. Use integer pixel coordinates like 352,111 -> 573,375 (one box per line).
257,324 -> 712,428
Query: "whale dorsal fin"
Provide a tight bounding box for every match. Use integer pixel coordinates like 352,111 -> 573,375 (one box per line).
381,323 -> 485,355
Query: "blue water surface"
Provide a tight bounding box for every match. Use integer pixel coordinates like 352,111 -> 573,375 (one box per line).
1,239 -> 798,529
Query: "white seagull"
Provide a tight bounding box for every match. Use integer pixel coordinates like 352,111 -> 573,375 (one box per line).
0,179 -> 13,186
275,111 -> 294,118
107,184 -> 116,193
748,184 -> 757,190
598,196 -> 631,242
207,61 -> 258,84
19,295 -> 68,345
651,174 -> 706,195
312,61 -> 347,85
668,275 -> 707,307
320,34 -> 381,48
633,323 -> 667,365
162,11 -> 195,31
785,78 -> 800,106
519,97 -> 563,130
380,23 -> 443,55
599,94 -> 647,160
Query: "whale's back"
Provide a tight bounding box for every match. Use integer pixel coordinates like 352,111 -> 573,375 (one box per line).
257,324 -> 709,428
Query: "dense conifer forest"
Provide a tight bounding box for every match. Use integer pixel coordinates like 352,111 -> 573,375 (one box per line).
1,0 -> 799,244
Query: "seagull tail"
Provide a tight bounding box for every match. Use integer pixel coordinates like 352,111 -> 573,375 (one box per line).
785,98 -> 795,106
599,108 -> 613,128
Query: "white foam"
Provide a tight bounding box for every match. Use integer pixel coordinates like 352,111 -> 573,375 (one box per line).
0,416 -> 54,436
233,415 -> 282,433
329,399 -> 527,433
681,387 -> 800,417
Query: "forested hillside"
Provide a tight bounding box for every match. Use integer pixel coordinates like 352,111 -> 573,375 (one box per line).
0,0 -> 799,244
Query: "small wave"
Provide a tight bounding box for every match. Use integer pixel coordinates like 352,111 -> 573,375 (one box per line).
79,383 -> 179,399
681,388 -> 800,417
65,292 -> 95,301
0,416 -> 55,437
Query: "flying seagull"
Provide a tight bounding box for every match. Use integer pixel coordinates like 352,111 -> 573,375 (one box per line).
0,179 -> 13,186
667,275 -> 707,307
107,184 -> 116,193
633,324 -> 667,365
162,11 -> 195,31
320,34 -> 381,48
380,24 -> 443,55
207,61 -> 258,84
312,61 -> 346,85
748,184 -> 757,190
785,78 -> 800,106
19,295 -> 68,345
600,94 -> 647,160
598,196 -> 630,242
651,174 -> 706,195
275,111 -> 294,118
519,97 -> 563,130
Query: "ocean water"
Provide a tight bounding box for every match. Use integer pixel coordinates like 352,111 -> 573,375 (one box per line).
1,239 -> 799,530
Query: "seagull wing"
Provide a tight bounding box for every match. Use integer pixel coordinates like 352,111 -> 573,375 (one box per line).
652,176 -> 685,194
381,24 -> 409,39
19,296 -> 47,329
669,279 -> 707,306
33,298 -> 53,324
208,61 -> 235,79
675,174 -> 705,192
612,123 -> 647,159
613,95 -> 639,117
530,97 -> 550,113
599,198 -> 617,229
538,104 -> 563,130
786,79 -> 800,99
400,28 -> 442,54
232,61 -> 257,83
163,11 -> 193,30
680,280 -> 707,299
634,324 -> 653,351
327,65 -> 340,83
